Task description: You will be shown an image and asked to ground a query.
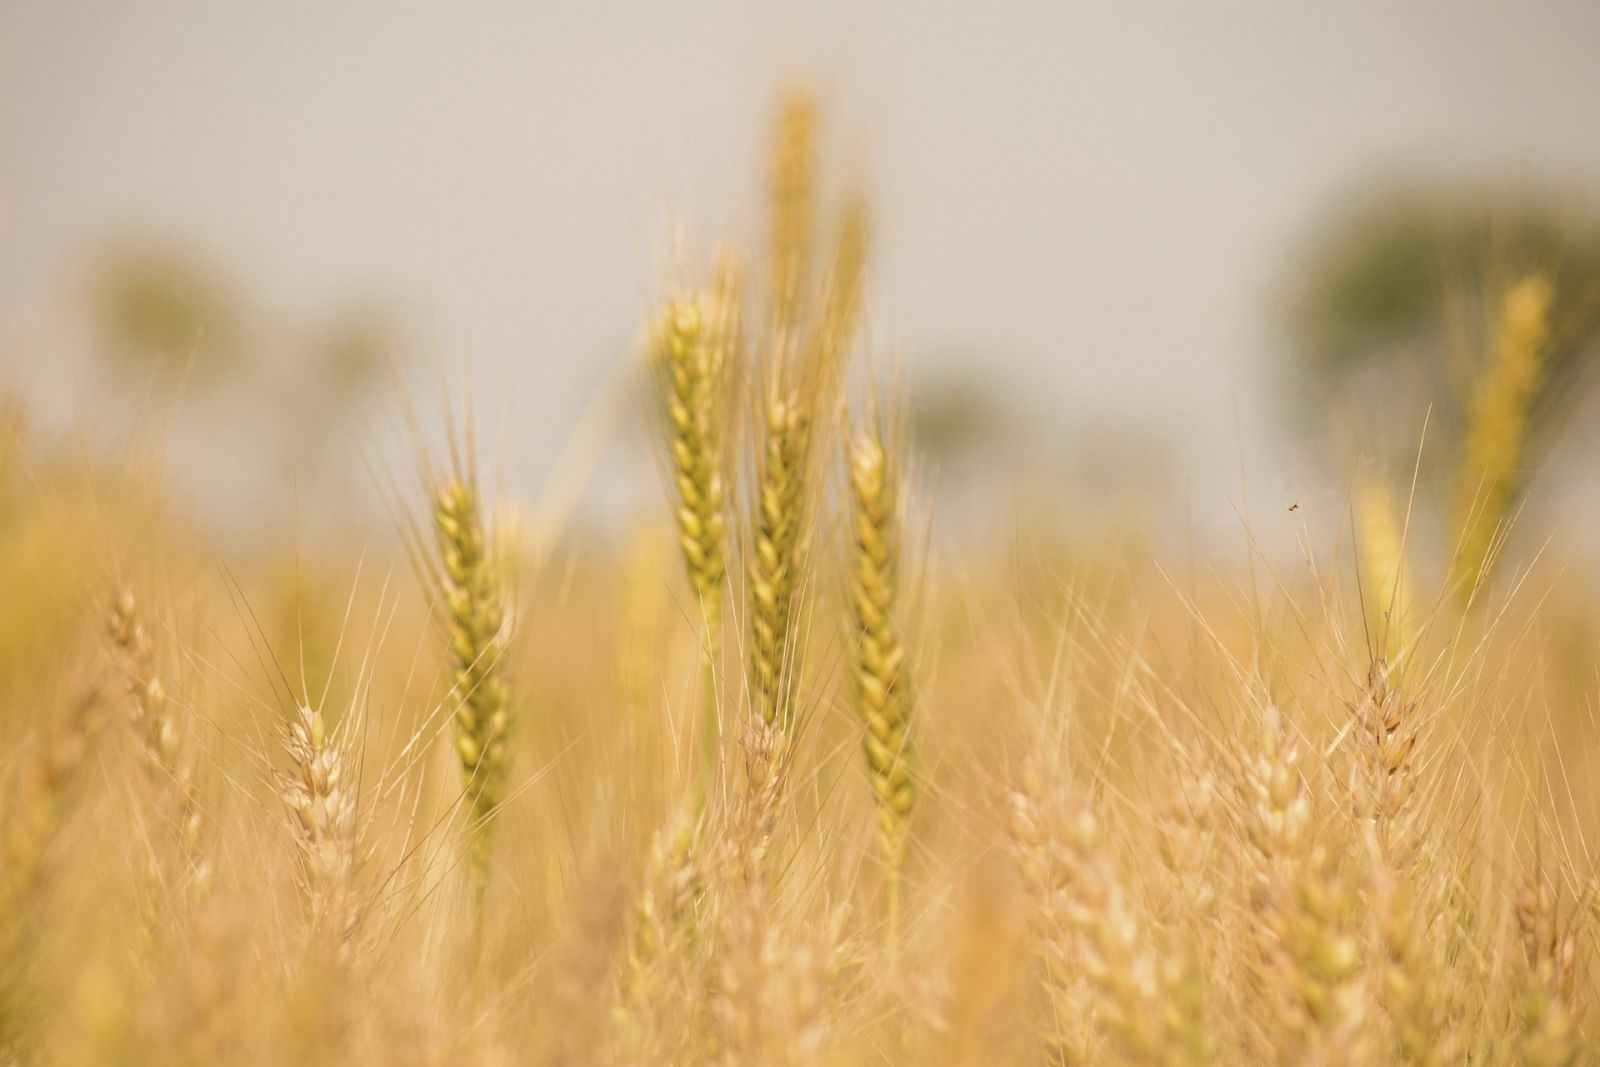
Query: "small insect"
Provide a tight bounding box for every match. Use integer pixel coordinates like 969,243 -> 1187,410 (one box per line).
1287,500 -> 1300,512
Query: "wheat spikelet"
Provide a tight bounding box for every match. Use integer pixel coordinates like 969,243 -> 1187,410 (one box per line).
1372,868 -> 1450,1066
847,424 -> 915,956
1345,662 -> 1456,1063
1453,273 -> 1552,605
432,474 -> 512,893
810,195 -> 868,394
653,290 -> 732,782
1004,775 -> 1091,1063
1152,766 -> 1218,1066
768,89 -> 817,339
107,587 -> 204,873
0,684 -> 104,1050
1515,873 -> 1580,1067
1,686 -> 103,913
1006,763 -> 1208,1066
616,523 -> 673,725
747,391 -> 810,730
1352,476 -> 1415,664
279,702 -> 360,952
1240,704 -> 1361,1059
1352,660 -> 1418,855
614,814 -> 703,1061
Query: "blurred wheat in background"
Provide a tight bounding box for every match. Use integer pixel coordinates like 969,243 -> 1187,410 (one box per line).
5,10 -> 1600,1065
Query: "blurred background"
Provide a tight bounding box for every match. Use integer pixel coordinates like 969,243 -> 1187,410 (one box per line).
3,2 -> 1600,556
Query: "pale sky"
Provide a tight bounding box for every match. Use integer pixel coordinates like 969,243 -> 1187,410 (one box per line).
3,2 -> 1599,546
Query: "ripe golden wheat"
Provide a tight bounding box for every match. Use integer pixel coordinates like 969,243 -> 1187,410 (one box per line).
0,91 -> 1597,1067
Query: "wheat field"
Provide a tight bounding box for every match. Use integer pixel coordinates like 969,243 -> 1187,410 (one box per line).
2,91 -> 1598,1067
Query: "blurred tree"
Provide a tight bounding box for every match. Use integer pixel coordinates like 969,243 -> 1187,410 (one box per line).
88,243 -> 241,377
909,374 -> 1012,465
1287,186 -> 1600,468
1287,186 -> 1600,599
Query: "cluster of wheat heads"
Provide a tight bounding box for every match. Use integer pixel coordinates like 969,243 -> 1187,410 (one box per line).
3,93 -> 1600,1067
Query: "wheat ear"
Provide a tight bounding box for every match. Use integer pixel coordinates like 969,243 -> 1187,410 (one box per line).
655,293 -> 731,785
1453,274 -> 1552,606
810,195 -> 868,393
1352,476 -> 1415,665
1,683 -> 103,1043
847,424 -> 914,957
1515,872 -> 1580,1067
280,702 -> 360,952
432,474 -> 512,901
748,391 -> 810,730
1241,704 -> 1361,1056
107,587 -> 204,868
768,89 -> 817,339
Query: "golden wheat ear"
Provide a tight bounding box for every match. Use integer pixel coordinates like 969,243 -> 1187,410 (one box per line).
768,88 -> 818,341
278,701 -> 360,953
649,282 -> 734,794
1352,474 -> 1416,666
429,473 -> 513,904
1515,868 -> 1581,1067
1452,273 -> 1552,609
746,389 -> 810,732
107,586 -> 204,869
844,415 -> 916,959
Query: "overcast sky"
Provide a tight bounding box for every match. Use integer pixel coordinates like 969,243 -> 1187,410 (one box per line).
3,2 -> 1599,546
